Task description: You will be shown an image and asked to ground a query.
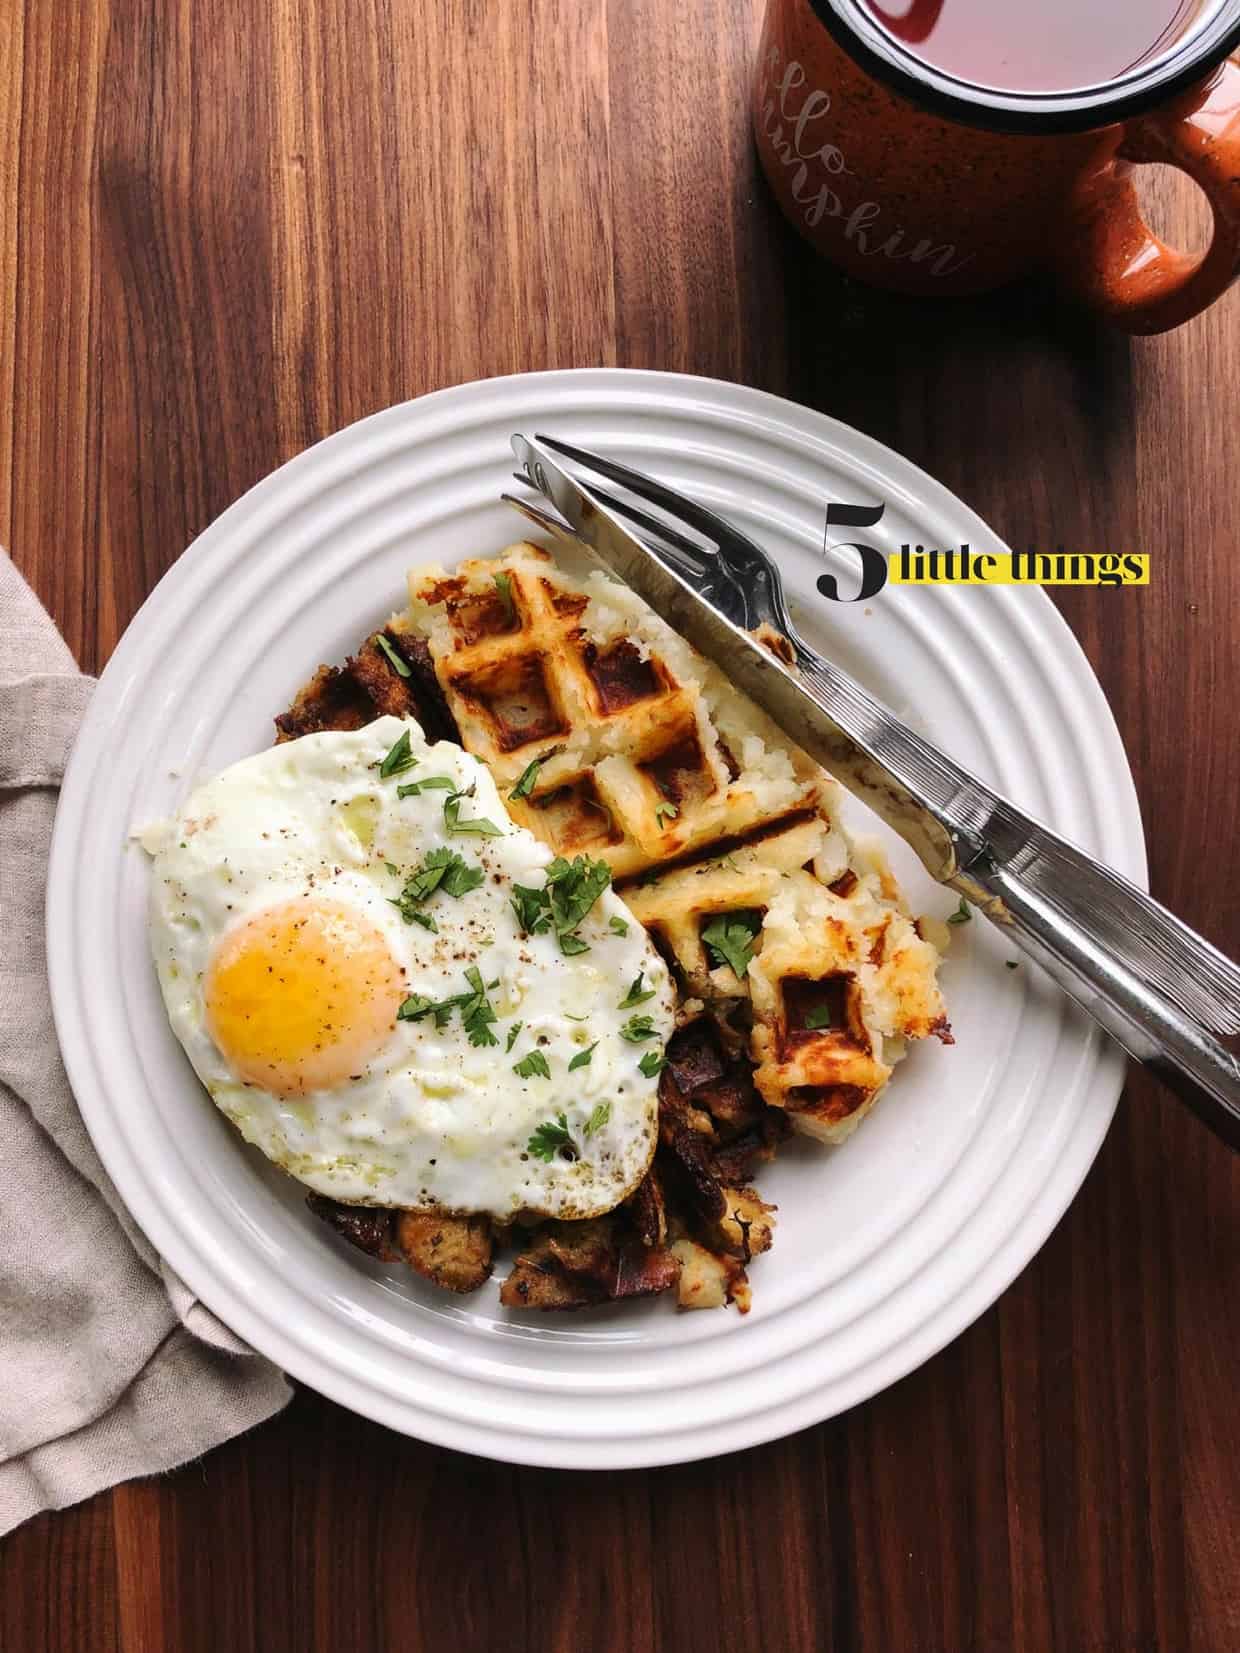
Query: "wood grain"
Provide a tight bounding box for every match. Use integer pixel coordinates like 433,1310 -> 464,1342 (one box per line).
2,2 -> 1239,1648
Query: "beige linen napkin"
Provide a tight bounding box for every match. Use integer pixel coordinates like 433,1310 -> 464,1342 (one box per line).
0,551 -> 291,1535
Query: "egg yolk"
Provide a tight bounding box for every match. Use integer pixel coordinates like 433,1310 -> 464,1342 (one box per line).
205,897 -> 406,1097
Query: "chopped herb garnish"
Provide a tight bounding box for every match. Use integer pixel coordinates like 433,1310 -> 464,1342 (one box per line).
720,855 -> 742,874
391,848 -> 483,924
508,855 -> 611,955
701,909 -> 763,978
584,1102 -> 611,1136
509,756 -> 544,801
804,1004 -> 836,1031
619,1015 -> 658,1043
459,965 -> 499,1046
385,862 -> 400,877
637,1050 -> 666,1078
527,1114 -> 574,1162
397,993 -> 437,1023
545,855 -> 611,953
609,915 -> 629,937
1005,960 -> 1019,970
397,966 -> 497,1044
568,1043 -> 597,1071
378,729 -> 417,778
505,1021 -> 523,1052
400,847 -> 479,904
397,775 -> 455,797
374,633 -> 411,677
494,571 -> 516,624
654,800 -> 679,827
408,911 -> 438,933
444,784 -> 503,837
565,1013 -> 589,1022
947,897 -> 972,925
510,883 -> 553,936
514,1049 -> 552,1080
619,972 -> 656,1010
441,858 -> 485,898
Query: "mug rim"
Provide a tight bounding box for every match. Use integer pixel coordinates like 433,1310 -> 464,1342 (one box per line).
809,0 -> 1240,134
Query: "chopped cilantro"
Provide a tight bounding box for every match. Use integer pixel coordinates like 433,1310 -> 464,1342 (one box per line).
804,1003 -> 836,1031
378,729 -> 417,778
527,1114 -> 574,1162
397,775 -> 455,797
619,972 -> 656,1010
619,1015 -> 657,1043
568,1043 -> 597,1071
397,993 -> 437,1023
459,965 -> 499,1046
494,571 -> 516,624
637,1050 -> 666,1078
374,633 -> 411,677
701,910 -> 763,978
545,855 -> 611,953
444,784 -> 503,837
509,756 -> 544,801
408,911 -> 438,933
584,1102 -> 611,1136
391,848 -> 483,924
947,896 -> 972,925
441,858 -> 485,898
514,1049 -> 551,1080
397,966 -> 497,1044
654,800 -> 679,828
508,855 -> 611,956
510,883 -> 553,936
505,1021 -> 523,1052
1006,960 -> 1019,970
609,915 -> 629,937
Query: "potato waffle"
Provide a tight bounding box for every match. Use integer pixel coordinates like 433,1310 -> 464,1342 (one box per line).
406,543 -> 950,1145
406,543 -> 826,881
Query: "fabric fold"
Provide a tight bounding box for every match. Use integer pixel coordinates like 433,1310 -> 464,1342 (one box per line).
0,550 -> 290,1536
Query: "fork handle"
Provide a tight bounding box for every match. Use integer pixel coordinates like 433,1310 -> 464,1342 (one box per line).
972,860 -> 1240,1149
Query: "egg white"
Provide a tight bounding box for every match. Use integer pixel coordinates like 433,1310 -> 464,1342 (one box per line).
147,716 -> 673,1220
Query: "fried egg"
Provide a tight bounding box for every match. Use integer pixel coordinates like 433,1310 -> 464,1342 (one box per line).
146,716 -> 673,1220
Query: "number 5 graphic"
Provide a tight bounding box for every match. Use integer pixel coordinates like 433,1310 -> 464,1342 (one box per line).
817,502 -> 888,602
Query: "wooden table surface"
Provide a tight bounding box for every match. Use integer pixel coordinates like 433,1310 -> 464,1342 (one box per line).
3,3 -> 1238,1648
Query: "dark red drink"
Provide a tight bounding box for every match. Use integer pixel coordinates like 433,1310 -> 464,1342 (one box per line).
864,0 -> 1202,92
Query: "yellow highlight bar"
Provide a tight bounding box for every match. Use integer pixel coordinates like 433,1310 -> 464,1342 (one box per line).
889,548 -> 1149,586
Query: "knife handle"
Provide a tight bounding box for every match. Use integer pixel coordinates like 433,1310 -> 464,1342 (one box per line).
977,862 -> 1240,1150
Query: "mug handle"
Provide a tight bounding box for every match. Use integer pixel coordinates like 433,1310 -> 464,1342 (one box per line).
1063,58 -> 1240,335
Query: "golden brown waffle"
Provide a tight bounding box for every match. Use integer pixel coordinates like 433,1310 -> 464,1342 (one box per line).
406,544 -> 951,1147
407,543 -> 828,880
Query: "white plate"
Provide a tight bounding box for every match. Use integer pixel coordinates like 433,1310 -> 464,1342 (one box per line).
47,369 -> 1145,1468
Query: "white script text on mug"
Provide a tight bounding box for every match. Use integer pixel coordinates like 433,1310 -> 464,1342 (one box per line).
757,46 -> 975,277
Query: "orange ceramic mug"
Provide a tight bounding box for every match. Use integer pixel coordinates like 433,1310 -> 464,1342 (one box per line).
754,0 -> 1240,332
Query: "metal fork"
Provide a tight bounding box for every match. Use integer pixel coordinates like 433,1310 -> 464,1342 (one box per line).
507,433 -> 1240,1149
